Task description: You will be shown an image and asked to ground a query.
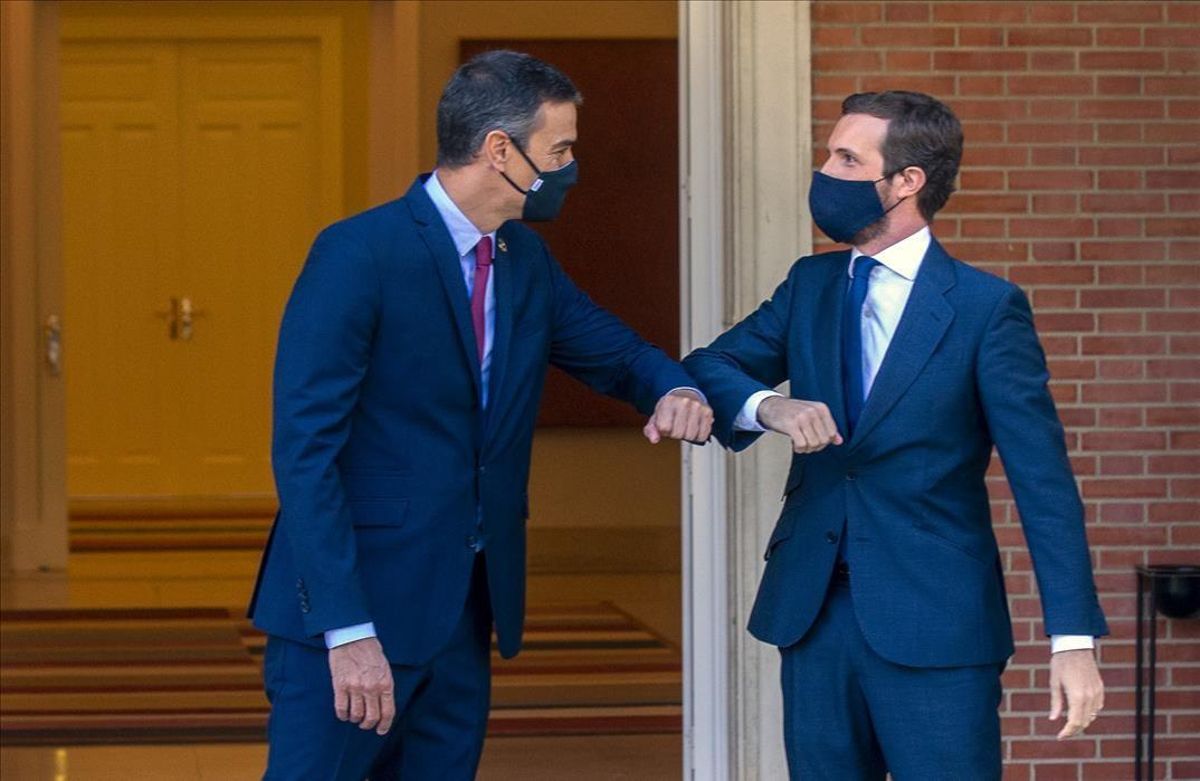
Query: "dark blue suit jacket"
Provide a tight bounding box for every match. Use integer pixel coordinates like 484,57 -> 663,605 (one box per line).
683,238 -> 1108,668
249,176 -> 694,664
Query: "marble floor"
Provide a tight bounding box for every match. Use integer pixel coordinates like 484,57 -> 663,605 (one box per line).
0,549 -> 683,780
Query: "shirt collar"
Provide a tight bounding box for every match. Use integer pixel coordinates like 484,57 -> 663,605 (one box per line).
424,170 -> 496,259
848,225 -> 931,281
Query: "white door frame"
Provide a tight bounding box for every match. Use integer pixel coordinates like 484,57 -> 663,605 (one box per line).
679,1 -> 730,777
681,2 -> 813,778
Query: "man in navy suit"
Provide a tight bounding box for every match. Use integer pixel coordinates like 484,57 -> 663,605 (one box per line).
248,50 -> 712,779
683,91 -> 1107,779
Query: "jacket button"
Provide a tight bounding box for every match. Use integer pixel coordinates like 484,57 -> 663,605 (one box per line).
466,535 -> 478,549
846,471 -> 858,481
825,531 -> 839,544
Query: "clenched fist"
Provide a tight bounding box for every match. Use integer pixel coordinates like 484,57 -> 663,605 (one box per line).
643,389 -> 714,445
757,396 -> 843,454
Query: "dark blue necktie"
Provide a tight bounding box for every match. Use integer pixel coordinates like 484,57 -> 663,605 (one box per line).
842,256 -> 880,436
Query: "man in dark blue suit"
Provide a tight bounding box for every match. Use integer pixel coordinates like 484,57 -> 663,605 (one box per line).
248,51 -> 712,779
683,91 -> 1107,779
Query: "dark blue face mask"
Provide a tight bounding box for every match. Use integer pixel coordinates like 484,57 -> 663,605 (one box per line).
499,140 -> 579,222
808,170 -> 905,244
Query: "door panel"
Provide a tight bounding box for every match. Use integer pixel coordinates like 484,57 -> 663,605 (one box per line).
177,42 -> 321,495
61,42 -> 182,496
62,35 -> 329,502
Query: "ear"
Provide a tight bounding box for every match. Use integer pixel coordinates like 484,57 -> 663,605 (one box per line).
893,165 -> 926,200
482,130 -> 511,171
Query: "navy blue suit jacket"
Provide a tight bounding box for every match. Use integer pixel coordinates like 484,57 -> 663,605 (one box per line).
683,238 -> 1108,668
249,176 -> 694,664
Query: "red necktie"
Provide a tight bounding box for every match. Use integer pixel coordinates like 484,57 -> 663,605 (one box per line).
471,236 -> 493,363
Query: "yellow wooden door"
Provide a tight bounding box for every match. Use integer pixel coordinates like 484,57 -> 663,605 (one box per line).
62,31 -> 335,505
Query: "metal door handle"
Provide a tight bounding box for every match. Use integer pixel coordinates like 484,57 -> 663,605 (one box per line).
154,297 -> 205,340
44,315 -> 62,375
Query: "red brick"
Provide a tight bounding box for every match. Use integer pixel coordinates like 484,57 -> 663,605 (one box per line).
1011,265 -> 1095,286
1032,194 -> 1079,213
1009,27 -> 1094,47
1096,265 -> 1144,285
885,50 -> 932,71
1096,218 -> 1143,238
1097,123 -> 1144,142
1145,263 -> 1200,284
1096,169 -> 1142,190
1010,738 -> 1098,759
1149,455 -> 1200,475
1095,27 -> 1143,47
1145,123 -> 1200,143
1031,51 -> 1078,71
935,50 -> 1028,72
1008,123 -> 1095,144
1081,431 -> 1168,451
1079,289 -> 1166,309
1078,2 -> 1164,23
1079,99 -> 1165,120
1008,75 -> 1094,96
1144,76 -> 1200,96
862,26 -> 954,47
959,28 -> 1005,47
1169,2 -> 1200,23
884,2 -> 929,23
932,1 -> 1026,22
1080,51 -> 1167,71
960,75 -> 1006,96
1168,48 -> 1200,71
964,145 -> 1029,167
1096,312 -> 1144,333
1081,242 -> 1166,262
1147,406 -> 1200,426
813,26 -> 859,48
1030,3 -> 1074,23
1169,98 -> 1200,119
1010,217 -> 1095,238
1099,455 -> 1145,475
1095,75 -> 1142,96
1145,27 -> 1200,47
952,99 -> 1030,120
1149,311 -> 1200,331
1031,146 -> 1079,166
858,74 -> 957,95
1081,383 -> 1168,404
1079,146 -> 1164,166
1081,193 -> 1166,213
1096,358 -> 1145,379
812,2 -> 883,23
813,51 -> 882,72
1147,217 -> 1200,237
1032,242 -> 1078,262
1034,289 -> 1079,309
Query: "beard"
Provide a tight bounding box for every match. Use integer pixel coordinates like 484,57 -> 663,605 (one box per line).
850,210 -> 890,247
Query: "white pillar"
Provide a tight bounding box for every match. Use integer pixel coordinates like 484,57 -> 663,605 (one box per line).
681,1 -> 812,778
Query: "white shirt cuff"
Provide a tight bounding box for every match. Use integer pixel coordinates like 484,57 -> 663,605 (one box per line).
324,621 -> 377,649
1050,634 -> 1095,654
664,386 -> 707,405
734,390 -> 784,432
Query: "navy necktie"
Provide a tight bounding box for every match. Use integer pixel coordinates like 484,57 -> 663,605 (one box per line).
842,256 -> 880,436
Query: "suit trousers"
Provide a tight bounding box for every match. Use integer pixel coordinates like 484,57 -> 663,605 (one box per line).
262,555 -> 493,780
779,575 -> 1003,780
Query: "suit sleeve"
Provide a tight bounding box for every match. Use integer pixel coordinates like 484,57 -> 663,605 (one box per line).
682,264 -> 797,451
545,250 -> 695,416
271,227 -> 379,637
976,285 -> 1109,639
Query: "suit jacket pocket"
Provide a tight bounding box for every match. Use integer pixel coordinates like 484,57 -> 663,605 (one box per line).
913,519 -> 990,563
348,497 -> 410,528
764,513 -> 798,561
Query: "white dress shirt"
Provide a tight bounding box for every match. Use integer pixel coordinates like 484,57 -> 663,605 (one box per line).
733,226 -> 1093,655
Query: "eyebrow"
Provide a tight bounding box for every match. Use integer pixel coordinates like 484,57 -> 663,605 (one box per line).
831,146 -> 860,158
550,138 -> 575,151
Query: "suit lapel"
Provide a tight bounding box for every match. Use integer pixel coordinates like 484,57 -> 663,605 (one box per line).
485,226 -> 516,437
814,254 -> 851,438
848,239 -> 956,451
406,178 -> 482,397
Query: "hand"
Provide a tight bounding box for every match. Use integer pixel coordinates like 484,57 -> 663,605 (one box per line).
328,636 -> 395,736
643,389 -> 714,444
756,396 -> 843,453
1049,649 -> 1104,740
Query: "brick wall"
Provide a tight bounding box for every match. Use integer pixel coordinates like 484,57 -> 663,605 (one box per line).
811,2 -> 1199,778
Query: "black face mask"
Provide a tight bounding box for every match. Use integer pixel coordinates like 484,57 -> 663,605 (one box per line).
499,140 -> 579,222
808,170 -> 906,244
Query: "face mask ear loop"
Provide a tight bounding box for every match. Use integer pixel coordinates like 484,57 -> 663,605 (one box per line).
496,133 -> 542,195
876,168 -> 908,216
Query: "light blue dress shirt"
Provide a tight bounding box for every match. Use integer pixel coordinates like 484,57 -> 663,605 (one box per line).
732,226 -> 1092,655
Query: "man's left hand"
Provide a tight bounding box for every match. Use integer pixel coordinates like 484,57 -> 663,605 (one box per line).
644,389 -> 714,445
1049,649 -> 1105,740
